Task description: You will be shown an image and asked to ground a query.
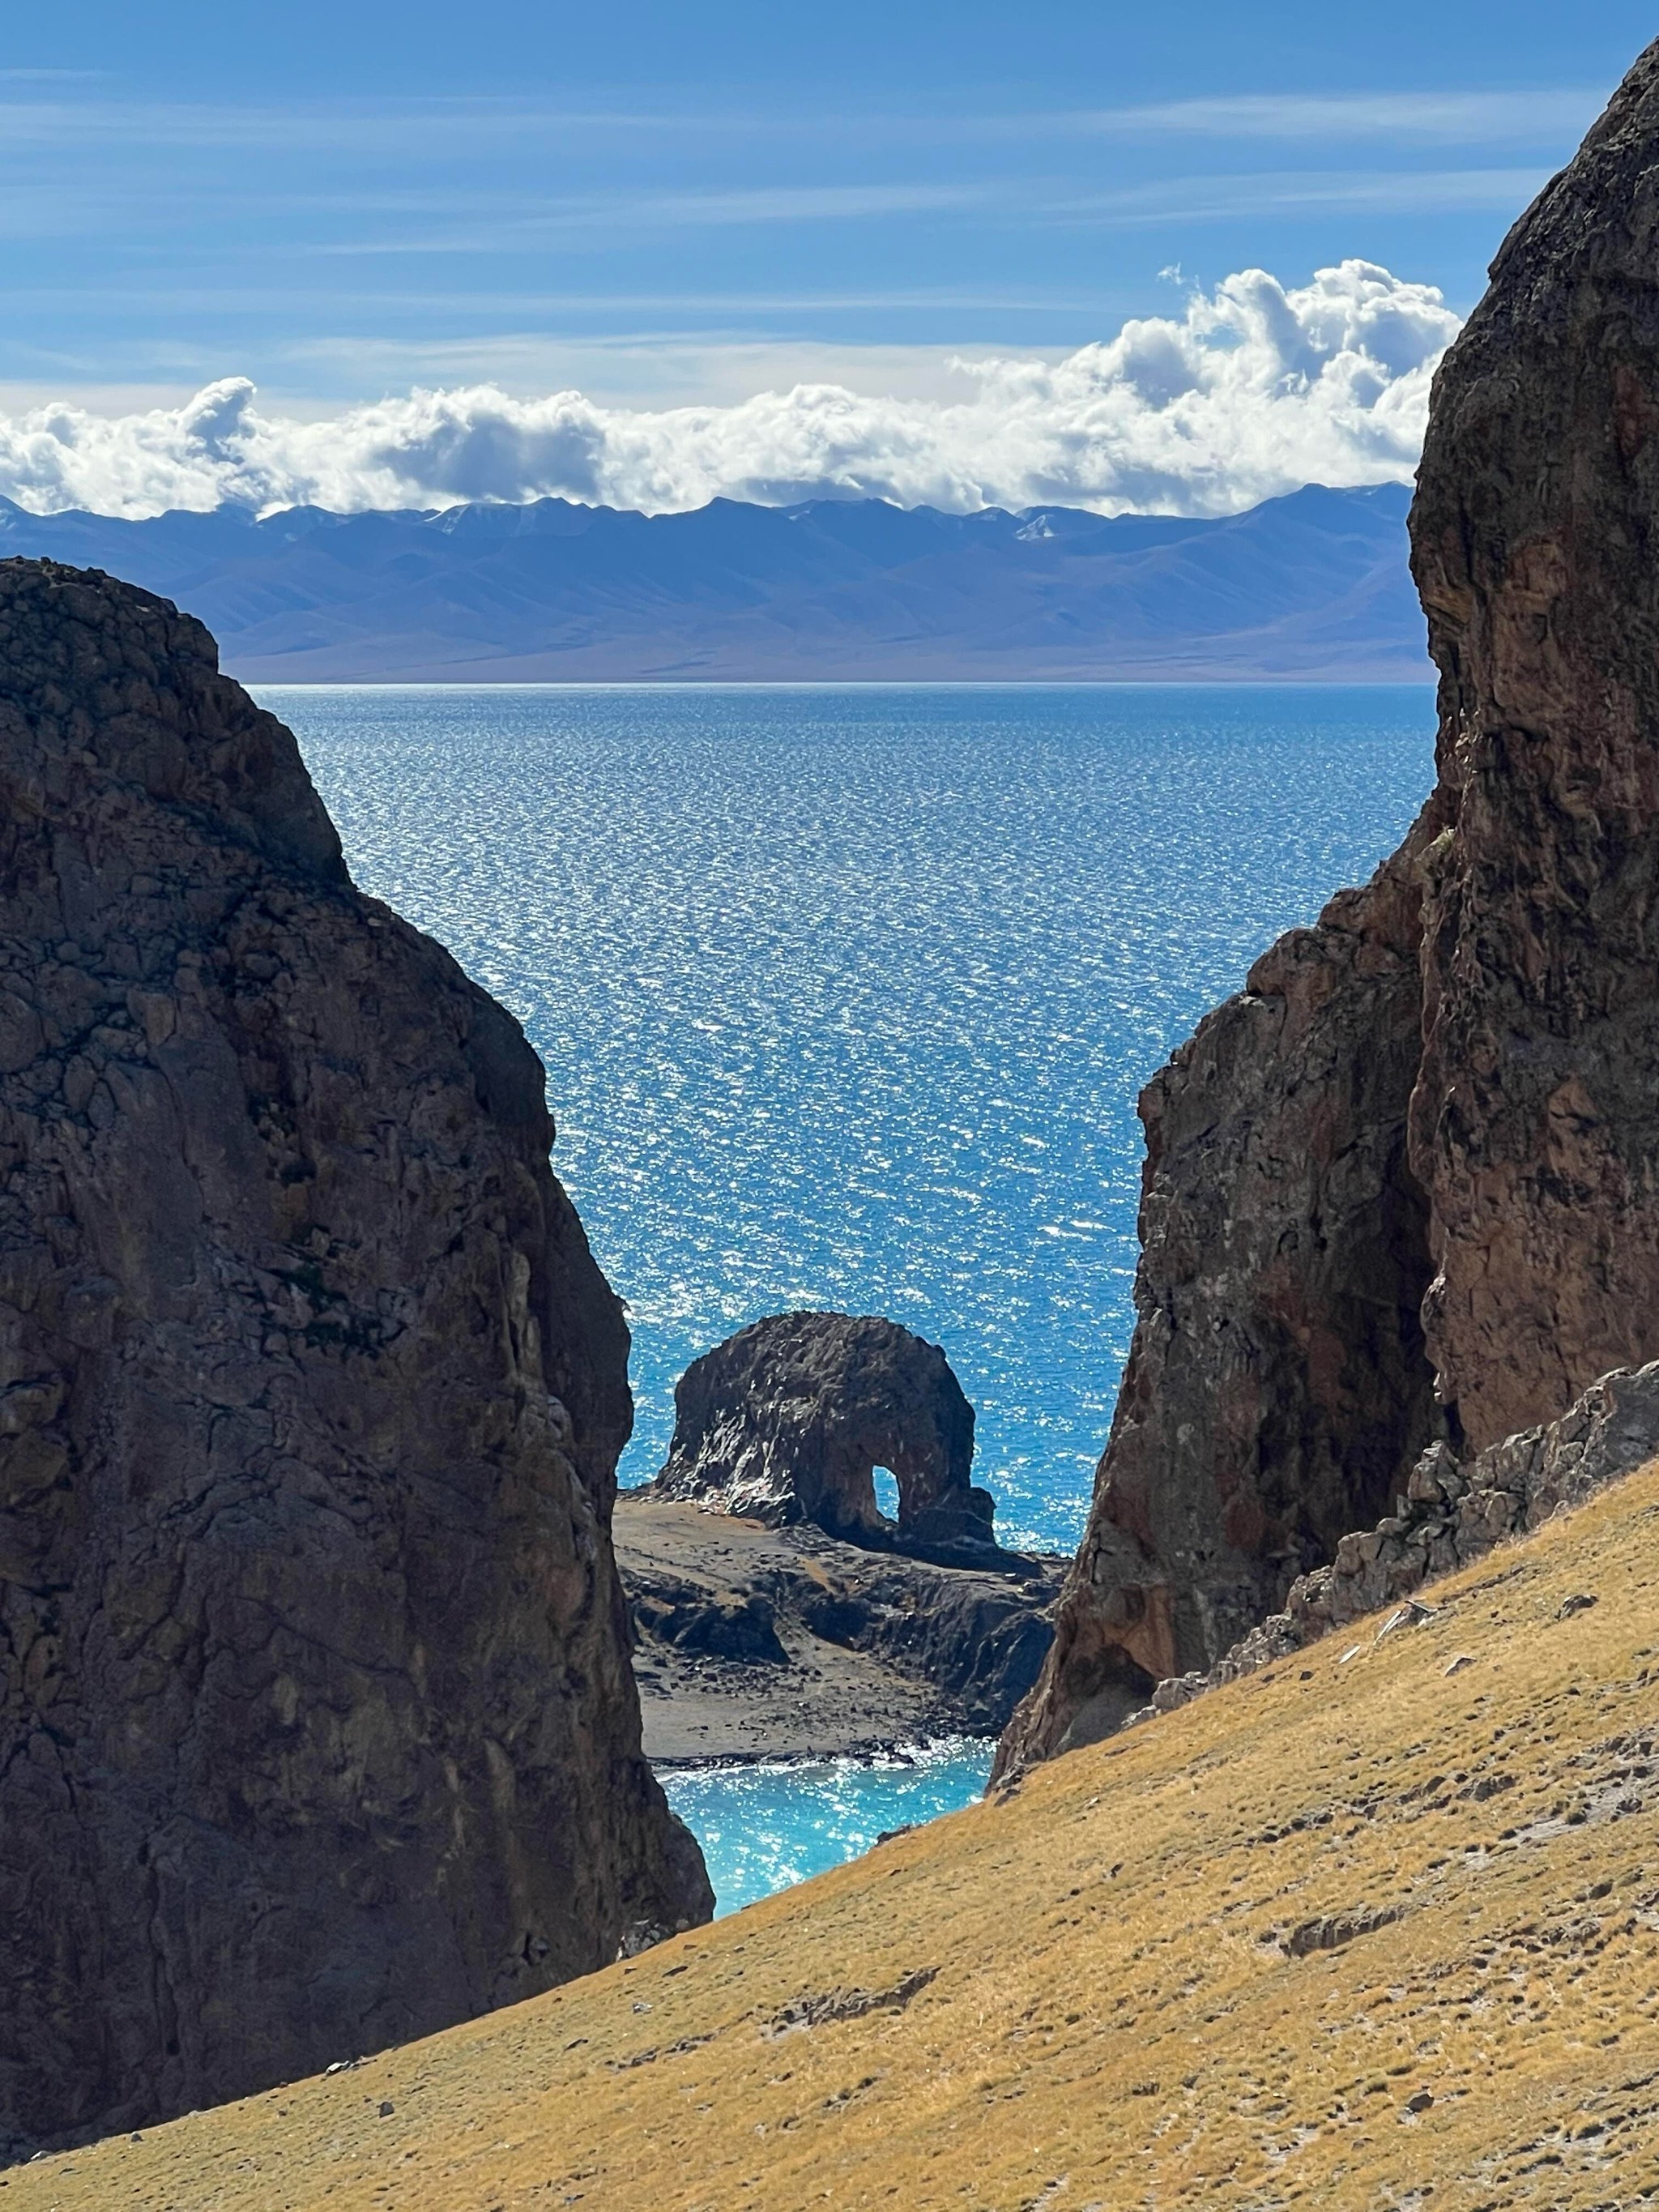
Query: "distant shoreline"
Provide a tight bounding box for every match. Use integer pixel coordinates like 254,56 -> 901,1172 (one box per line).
245,669 -> 1437,690
5,480 -> 1434,694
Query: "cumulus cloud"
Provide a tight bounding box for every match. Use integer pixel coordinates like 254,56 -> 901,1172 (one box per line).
0,260 -> 1461,521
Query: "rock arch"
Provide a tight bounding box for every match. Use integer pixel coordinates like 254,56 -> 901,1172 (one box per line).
651,1312 -> 994,1554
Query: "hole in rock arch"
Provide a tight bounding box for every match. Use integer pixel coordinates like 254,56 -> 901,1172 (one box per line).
872,1466 -> 900,1524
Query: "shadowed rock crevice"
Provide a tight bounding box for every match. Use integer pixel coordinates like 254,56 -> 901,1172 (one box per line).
0,558 -> 710,2160
1124,1360 -> 1659,1730
650,1312 -> 995,1558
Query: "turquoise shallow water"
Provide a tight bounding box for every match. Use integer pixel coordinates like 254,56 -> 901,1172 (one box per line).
266,681 -> 1435,1906
659,1740 -> 996,1916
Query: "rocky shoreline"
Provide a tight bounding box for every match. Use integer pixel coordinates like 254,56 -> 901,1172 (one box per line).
614,1494 -> 1066,1766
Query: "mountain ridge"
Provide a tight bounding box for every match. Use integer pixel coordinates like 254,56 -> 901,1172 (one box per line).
0,481 -> 1427,683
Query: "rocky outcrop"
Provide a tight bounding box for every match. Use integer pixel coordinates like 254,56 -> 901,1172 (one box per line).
615,1495 -> 1066,1758
1000,41 -> 1659,1776
651,1312 -> 993,1555
996,843 -> 1444,1768
1131,1361 -> 1659,1725
0,560 -> 710,2159
1407,44 -> 1659,1450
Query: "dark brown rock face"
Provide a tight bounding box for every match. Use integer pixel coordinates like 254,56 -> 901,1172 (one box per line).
1128,1359 -> 1659,1729
996,842 -> 1444,1768
0,560 -> 710,2158
1408,42 -> 1659,1452
650,1311 -> 990,1552
1000,42 -> 1659,1775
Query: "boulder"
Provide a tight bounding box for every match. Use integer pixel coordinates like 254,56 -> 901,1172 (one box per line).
632,1587 -> 790,1665
650,1311 -> 991,1555
0,560 -> 710,2158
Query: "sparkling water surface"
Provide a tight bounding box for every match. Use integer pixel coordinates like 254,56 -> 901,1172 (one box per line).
264,681 -> 1435,1910
659,1740 -> 996,1917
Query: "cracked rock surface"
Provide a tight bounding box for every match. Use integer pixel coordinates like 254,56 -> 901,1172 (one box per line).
1406,43 -> 1659,1450
0,559 -> 710,2158
1124,1361 -> 1659,1730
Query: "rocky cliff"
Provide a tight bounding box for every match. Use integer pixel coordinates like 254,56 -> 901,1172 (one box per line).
0,560 -> 710,2157
1127,1360 -> 1659,1729
1000,843 -> 1444,1760
1000,40 -> 1659,1774
1407,44 -> 1659,1450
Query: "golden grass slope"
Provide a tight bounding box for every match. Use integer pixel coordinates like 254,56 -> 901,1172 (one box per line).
14,1467 -> 1659,2212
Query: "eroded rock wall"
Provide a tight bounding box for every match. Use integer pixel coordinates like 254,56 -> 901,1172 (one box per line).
1408,41 -> 1659,1451
996,842 -> 1443,1770
1132,1360 -> 1659,1727
1000,38 -> 1659,1777
0,561 -> 710,2156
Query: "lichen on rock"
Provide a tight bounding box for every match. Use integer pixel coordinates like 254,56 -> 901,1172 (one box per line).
0,558 -> 710,2159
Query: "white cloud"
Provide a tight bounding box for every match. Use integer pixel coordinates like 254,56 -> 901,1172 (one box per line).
0,259 -> 1461,521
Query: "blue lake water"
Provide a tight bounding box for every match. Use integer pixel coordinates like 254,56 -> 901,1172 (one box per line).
659,1739 -> 996,1915
266,681 -> 1436,1912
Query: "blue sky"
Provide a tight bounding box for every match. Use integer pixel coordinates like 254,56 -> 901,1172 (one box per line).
0,4 -> 1648,518
1,0 -> 1644,410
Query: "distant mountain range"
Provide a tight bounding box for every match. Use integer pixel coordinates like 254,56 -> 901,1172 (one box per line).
0,480 -> 1428,683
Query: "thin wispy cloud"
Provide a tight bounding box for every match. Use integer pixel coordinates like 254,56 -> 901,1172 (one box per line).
1085,88 -> 1601,142
1047,167 -> 1551,225
0,83 -> 1607,156
310,183 -> 994,256
0,96 -> 673,153
0,167 -> 1547,258
0,67 -> 1579,414
0,259 -> 1460,521
0,286 -> 1126,317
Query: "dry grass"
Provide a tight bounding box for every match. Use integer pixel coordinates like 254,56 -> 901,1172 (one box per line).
14,1467 -> 1659,2212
